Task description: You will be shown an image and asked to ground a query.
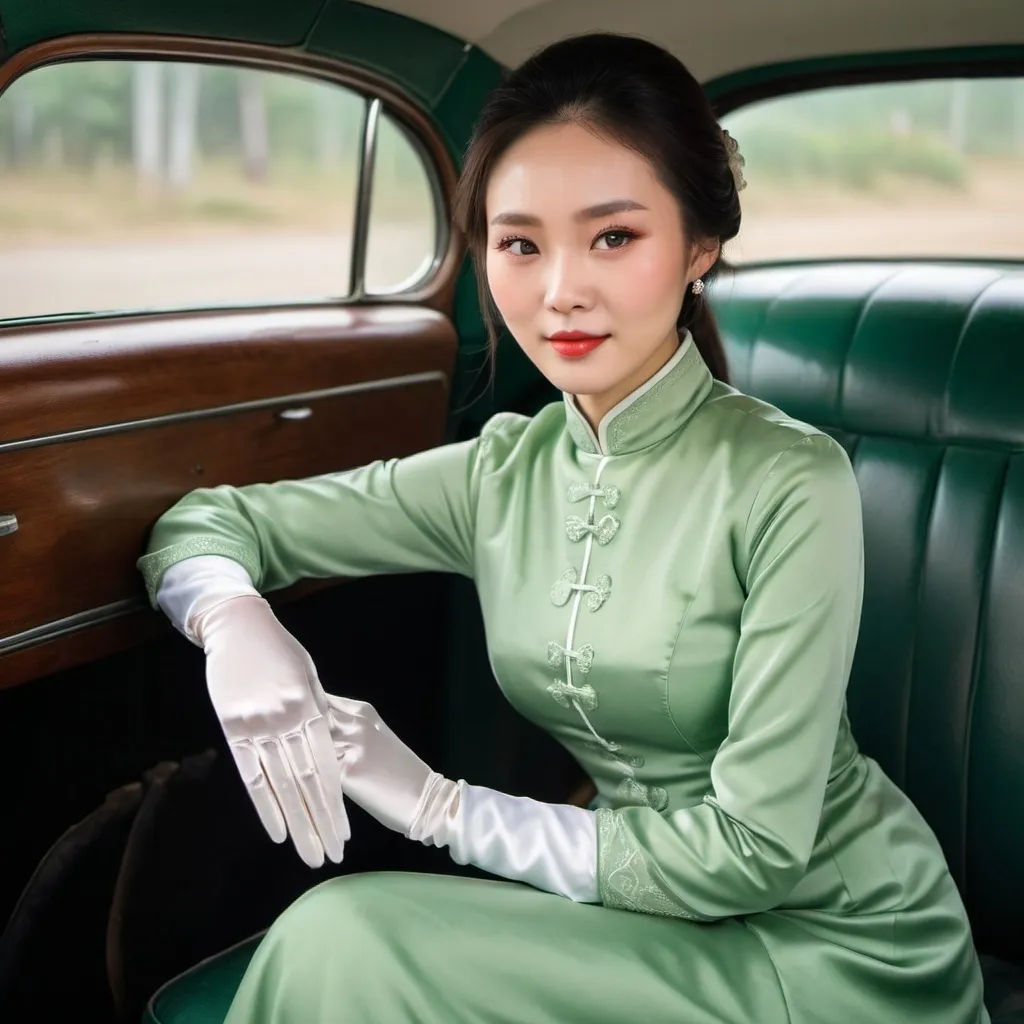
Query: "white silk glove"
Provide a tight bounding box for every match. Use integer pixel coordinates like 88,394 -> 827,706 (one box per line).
157,557 -> 350,869
325,695 -> 599,903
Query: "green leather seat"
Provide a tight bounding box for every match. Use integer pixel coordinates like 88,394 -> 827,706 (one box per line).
144,260 -> 1024,1023
717,261 -> 1024,1022
144,934 -> 261,1024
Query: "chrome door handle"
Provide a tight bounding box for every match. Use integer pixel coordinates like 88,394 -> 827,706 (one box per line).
278,407 -> 313,421
0,513 -> 18,537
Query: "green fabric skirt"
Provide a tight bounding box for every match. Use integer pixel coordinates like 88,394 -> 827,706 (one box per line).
222,865 -> 986,1024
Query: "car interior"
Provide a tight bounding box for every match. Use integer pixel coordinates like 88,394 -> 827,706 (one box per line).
0,1 -> 1022,1021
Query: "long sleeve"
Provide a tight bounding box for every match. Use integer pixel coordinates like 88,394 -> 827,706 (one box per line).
137,413 -> 527,605
595,433 -> 864,921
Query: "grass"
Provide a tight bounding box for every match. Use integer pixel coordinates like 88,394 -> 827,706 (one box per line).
0,161 -> 429,245
188,196 -> 281,223
738,125 -> 970,192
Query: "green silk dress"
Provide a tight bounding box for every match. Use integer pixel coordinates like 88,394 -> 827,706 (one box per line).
139,337 -> 988,1024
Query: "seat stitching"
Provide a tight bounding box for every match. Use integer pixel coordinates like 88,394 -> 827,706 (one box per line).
940,273 -> 1006,439
901,445 -> 946,789
959,452 -> 1012,906
836,265 -> 907,430
738,267 -> 814,392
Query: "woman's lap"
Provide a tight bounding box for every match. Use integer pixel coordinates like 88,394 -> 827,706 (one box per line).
224,870 -> 790,1024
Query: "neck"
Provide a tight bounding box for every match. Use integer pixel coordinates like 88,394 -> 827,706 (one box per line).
574,330 -> 681,432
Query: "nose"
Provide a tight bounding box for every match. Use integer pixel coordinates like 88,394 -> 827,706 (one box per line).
544,250 -> 592,314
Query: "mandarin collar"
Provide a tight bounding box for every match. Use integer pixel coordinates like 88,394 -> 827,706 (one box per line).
562,333 -> 713,455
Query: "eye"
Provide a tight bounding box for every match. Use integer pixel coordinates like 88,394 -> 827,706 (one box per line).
593,228 -> 638,251
496,236 -> 539,257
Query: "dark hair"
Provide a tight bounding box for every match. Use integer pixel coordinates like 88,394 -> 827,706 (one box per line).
452,32 -> 741,384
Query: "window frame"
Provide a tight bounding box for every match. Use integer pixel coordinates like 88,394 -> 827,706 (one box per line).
0,33 -> 459,324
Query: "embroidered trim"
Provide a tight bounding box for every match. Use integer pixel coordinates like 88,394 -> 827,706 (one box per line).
605,345 -> 698,454
563,397 -> 601,454
602,338 -> 696,455
549,459 -> 660,805
566,482 -> 620,509
546,679 -> 599,711
547,641 -> 594,673
586,739 -> 643,768
565,513 -> 620,545
561,335 -> 696,455
617,778 -> 669,812
137,537 -> 261,607
550,567 -> 578,607
582,574 -> 613,611
596,809 -> 708,920
550,569 -> 612,611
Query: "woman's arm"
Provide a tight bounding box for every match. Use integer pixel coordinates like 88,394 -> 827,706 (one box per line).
136,413 -> 528,869
595,432 -> 864,920
137,412 -> 528,605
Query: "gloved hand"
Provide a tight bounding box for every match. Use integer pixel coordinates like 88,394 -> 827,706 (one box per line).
191,593 -> 350,868
325,693 -> 458,840
325,694 -> 599,902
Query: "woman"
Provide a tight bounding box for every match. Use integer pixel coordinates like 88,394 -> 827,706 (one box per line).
139,33 -> 988,1024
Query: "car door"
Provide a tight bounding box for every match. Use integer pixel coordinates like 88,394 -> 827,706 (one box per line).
0,40 -> 463,928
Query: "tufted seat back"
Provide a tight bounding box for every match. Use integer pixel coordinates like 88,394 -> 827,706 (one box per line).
713,262 -> 1024,966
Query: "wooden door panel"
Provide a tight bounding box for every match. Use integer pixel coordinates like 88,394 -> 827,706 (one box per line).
0,306 -> 457,687
0,307 -> 454,440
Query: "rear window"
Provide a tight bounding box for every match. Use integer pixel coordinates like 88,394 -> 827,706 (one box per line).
720,77 -> 1024,264
0,58 -> 441,320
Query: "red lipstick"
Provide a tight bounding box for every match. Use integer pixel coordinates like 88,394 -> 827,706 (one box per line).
547,330 -> 609,359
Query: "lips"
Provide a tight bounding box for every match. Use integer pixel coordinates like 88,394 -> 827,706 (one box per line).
547,330 -> 609,359
549,331 -> 606,341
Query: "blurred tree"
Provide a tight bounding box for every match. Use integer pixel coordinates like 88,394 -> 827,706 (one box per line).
238,70 -> 268,182
168,64 -> 201,189
132,62 -> 164,192
948,80 -> 969,153
10,84 -> 34,167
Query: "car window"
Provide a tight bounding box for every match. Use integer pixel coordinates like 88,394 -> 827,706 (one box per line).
720,77 -> 1024,263
0,58 -> 442,320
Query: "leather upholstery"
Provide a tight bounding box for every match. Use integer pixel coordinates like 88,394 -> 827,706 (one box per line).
713,262 -> 1024,976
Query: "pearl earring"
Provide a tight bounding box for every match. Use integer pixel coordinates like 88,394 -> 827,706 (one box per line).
691,279 -> 705,296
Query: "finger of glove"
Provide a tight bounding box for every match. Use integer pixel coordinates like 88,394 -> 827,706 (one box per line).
257,738 -> 326,869
228,738 -> 287,844
280,724 -> 348,864
306,715 -> 351,844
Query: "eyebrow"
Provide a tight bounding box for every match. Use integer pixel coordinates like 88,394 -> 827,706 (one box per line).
489,199 -> 648,227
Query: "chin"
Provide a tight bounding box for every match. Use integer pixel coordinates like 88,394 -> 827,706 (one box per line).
538,359 -> 620,398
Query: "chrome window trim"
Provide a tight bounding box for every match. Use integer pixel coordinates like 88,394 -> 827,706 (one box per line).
365,103 -> 452,297
0,599 -> 147,656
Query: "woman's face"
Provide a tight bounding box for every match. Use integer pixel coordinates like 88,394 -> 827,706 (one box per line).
484,121 -> 716,423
